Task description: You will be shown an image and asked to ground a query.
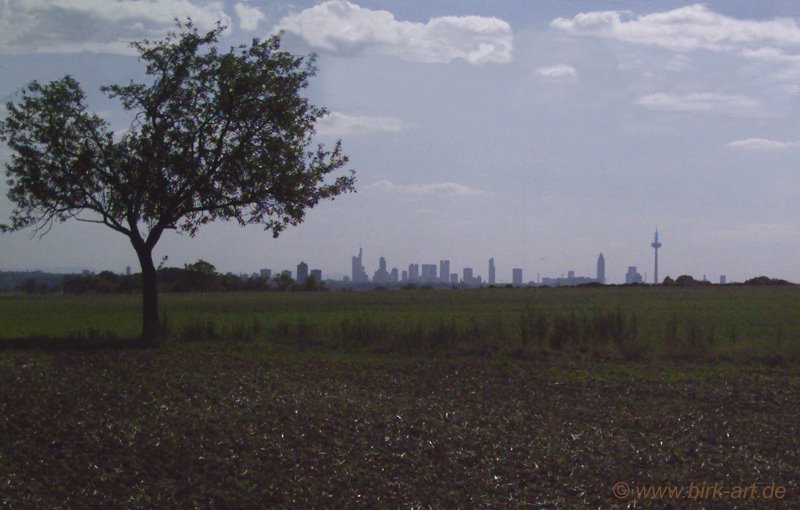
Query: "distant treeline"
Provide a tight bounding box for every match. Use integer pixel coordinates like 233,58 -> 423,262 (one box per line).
661,275 -> 792,286
0,266 -> 792,294
1,260 -> 323,294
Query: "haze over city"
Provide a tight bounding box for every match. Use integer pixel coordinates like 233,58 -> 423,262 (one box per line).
2,1 -> 800,283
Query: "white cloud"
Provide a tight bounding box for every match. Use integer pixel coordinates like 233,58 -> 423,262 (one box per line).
316,112 -> 409,136
552,4 -> 800,54
275,0 -> 513,64
635,92 -> 760,115
0,0 -> 231,55
726,138 -> 800,150
535,64 -> 577,78
234,2 -> 265,31
367,180 -> 491,197
740,47 -> 800,63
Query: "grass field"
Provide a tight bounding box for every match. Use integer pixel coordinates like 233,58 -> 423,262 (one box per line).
2,285 -> 799,362
1,286 -> 799,508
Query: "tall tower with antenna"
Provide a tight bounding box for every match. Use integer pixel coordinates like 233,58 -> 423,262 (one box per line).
651,229 -> 662,285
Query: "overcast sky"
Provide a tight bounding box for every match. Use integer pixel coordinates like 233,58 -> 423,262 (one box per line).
2,0 -> 800,283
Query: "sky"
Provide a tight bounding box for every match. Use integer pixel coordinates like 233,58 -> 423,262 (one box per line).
1,0 -> 800,283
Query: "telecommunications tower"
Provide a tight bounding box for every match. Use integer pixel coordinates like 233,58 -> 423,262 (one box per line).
651,229 -> 662,284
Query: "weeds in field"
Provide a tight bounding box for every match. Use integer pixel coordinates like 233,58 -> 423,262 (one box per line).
174,317 -> 262,343
520,304 -> 549,348
664,314 -> 724,360
5,289 -> 798,364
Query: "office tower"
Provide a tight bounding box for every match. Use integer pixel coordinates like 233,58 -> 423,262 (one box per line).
596,253 -> 605,284
421,264 -> 437,283
439,260 -> 450,284
488,258 -> 495,285
651,229 -> 662,284
450,273 -> 458,285
390,268 -> 399,283
126,266 -> 131,276
373,256 -> 390,283
281,269 -> 292,279
463,267 -> 474,285
512,268 -> 523,286
260,268 -> 271,279
310,269 -> 322,283
409,263 -> 419,282
720,275 -> 726,285
625,266 -> 643,284
296,261 -> 309,285
351,248 -> 369,283
401,270 -> 408,282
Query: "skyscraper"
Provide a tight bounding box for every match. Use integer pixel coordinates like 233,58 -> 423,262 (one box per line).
651,229 -> 662,284
351,248 -> 368,283
296,261 -> 309,285
421,264 -> 437,283
373,256 -> 390,283
439,260 -> 450,284
625,266 -> 643,284
488,258 -> 495,285
596,253 -> 605,284
463,267 -> 474,286
512,268 -> 523,286
408,263 -> 419,282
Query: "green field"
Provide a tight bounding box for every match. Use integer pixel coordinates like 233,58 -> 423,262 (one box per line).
2,286 -> 799,362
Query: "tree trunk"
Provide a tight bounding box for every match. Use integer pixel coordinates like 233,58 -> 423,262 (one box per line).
135,245 -> 161,347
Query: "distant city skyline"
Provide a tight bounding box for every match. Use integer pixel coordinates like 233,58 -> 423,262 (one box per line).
0,228 -> 779,285
2,1 -> 799,283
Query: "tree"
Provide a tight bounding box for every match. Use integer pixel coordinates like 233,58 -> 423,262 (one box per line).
0,21 -> 355,345
183,259 -> 219,292
272,273 -> 294,291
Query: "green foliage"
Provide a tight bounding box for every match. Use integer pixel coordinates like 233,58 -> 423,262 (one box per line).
14,277 -> 50,294
674,274 -> 711,286
0,21 -> 354,239
272,273 -> 295,291
745,275 -> 792,286
62,272 -> 140,294
0,20 -> 354,342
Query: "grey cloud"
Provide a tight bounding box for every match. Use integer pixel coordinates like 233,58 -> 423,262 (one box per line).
0,0 -> 231,55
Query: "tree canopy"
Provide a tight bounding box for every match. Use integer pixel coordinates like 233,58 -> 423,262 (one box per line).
0,21 -> 355,344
